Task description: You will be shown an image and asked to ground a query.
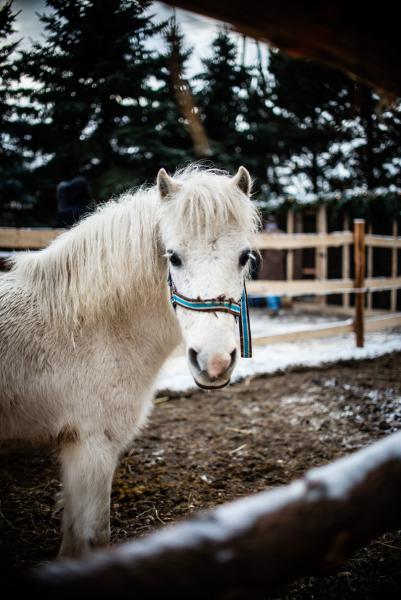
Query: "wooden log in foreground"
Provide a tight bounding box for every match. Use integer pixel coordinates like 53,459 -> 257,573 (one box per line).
164,1 -> 401,97
7,432 -> 401,599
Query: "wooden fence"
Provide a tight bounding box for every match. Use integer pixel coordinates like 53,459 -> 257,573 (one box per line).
1,220 -> 401,348
249,218 -> 401,348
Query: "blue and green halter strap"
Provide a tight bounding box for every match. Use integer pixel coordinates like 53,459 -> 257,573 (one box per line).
167,272 -> 252,358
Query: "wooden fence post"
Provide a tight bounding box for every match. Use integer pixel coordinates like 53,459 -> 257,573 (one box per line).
286,207 -> 294,281
342,214 -> 350,308
367,223 -> 373,310
354,219 -> 366,347
316,204 -> 327,306
391,219 -> 398,312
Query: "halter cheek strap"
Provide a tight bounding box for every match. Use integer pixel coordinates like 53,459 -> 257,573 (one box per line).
167,272 -> 252,358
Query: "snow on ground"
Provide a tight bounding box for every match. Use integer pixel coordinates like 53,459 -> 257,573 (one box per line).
156,309 -> 401,393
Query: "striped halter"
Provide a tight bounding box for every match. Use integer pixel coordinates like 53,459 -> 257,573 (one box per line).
167,272 -> 252,358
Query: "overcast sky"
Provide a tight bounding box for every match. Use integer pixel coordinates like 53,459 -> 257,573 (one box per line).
11,0 -> 268,77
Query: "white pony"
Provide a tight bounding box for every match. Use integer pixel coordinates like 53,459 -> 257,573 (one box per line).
0,165 -> 259,557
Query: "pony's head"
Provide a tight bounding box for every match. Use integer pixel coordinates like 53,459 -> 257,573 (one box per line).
157,166 -> 259,389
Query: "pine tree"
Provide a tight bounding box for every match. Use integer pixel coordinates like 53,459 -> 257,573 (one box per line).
239,53 -> 298,198
0,0 -> 30,221
17,0 -> 164,211
196,27 -> 251,170
269,51 -> 355,199
352,85 -> 401,193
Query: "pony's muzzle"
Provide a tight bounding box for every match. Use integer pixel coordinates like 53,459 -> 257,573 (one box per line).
189,347 -> 237,383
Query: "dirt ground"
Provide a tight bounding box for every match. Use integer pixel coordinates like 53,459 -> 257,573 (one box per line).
1,352 -> 401,598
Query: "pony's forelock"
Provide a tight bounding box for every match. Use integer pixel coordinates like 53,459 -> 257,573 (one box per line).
160,164 -> 260,239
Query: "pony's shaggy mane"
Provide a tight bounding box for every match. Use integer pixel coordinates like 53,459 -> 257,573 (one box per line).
11,189 -> 162,330
10,165 -> 260,330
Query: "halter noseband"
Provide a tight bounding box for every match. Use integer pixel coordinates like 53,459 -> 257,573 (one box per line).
167,272 -> 252,358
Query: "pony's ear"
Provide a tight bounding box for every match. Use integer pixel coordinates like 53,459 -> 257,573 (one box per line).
232,166 -> 252,196
157,168 -> 180,200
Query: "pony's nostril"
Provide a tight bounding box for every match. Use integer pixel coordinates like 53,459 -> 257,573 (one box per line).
188,348 -> 200,372
230,348 -> 237,367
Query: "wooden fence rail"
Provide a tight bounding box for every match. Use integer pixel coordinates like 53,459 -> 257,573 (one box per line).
0,227 -> 65,249
253,231 -> 353,249
252,313 -> 401,347
1,221 -> 400,348
1,227 -> 400,251
253,231 -> 401,250
248,276 -> 401,297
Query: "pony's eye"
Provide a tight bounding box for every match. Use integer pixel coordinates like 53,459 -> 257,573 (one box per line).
239,250 -> 252,267
169,252 -> 182,267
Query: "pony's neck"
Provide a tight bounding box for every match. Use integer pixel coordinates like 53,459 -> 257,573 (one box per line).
14,187 -> 168,331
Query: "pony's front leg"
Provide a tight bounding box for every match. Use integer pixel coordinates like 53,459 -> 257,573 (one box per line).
58,437 -> 118,558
